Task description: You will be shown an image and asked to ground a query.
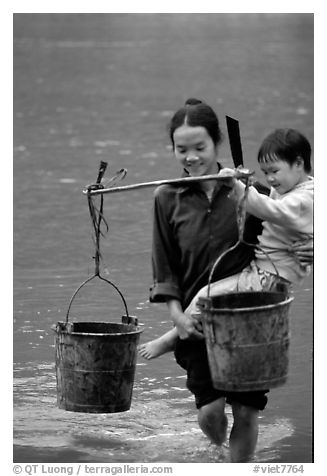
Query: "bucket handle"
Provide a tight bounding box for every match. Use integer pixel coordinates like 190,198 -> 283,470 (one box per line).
207,243 -> 281,298
65,273 -> 131,325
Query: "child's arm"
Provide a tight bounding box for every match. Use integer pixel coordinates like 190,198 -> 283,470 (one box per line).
237,181 -> 312,232
219,169 -> 313,233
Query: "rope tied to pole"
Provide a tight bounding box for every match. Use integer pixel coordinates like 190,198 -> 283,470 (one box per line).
65,163 -> 130,323
86,165 -> 127,275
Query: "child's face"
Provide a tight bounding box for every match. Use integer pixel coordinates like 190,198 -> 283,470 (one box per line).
260,158 -> 305,194
173,125 -> 219,177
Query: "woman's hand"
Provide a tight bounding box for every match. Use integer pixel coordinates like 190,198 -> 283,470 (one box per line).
218,167 -> 236,178
217,167 -> 236,187
218,167 -> 255,184
291,239 -> 314,266
166,299 -> 204,341
174,312 -> 204,341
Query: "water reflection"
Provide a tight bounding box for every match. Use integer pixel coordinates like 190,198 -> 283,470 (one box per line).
14,360 -> 295,463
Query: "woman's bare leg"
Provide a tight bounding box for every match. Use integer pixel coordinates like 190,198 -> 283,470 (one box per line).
198,398 -> 228,446
229,403 -> 259,462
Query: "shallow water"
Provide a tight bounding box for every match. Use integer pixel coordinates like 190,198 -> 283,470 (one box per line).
13,13 -> 313,463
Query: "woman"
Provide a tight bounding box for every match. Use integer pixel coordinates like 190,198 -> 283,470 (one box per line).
141,127 -> 313,360
146,98 -> 312,462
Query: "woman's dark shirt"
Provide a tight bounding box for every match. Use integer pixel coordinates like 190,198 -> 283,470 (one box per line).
149,177 -> 268,310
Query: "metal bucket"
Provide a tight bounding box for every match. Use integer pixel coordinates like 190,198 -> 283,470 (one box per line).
53,272 -> 143,413
54,315 -> 142,413
198,291 -> 293,392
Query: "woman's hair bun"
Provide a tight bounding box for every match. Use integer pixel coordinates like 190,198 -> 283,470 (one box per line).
184,98 -> 203,106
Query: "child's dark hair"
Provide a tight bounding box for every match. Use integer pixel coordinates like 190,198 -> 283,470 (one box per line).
258,128 -> 312,173
169,98 -> 223,147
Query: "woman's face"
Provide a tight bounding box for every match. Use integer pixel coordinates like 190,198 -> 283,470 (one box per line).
173,125 -> 219,177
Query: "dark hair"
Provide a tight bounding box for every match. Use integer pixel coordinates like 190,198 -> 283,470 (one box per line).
257,128 -> 312,173
168,98 -> 223,147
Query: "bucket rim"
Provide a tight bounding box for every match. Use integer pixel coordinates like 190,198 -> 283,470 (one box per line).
53,320 -> 144,336
198,294 -> 294,313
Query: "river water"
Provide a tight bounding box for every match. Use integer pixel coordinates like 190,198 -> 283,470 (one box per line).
13,13 -> 313,463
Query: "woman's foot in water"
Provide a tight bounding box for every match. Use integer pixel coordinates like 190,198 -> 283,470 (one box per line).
138,328 -> 178,360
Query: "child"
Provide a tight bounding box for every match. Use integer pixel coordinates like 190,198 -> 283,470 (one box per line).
139,128 -> 313,360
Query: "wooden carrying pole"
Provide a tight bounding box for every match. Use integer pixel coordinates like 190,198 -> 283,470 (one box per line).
85,117 -> 247,197
83,170 -> 252,196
